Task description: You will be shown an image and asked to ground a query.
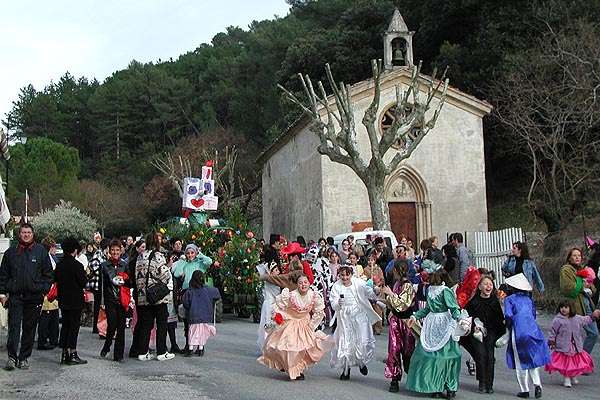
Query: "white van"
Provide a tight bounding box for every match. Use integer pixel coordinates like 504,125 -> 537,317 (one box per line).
333,230 -> 398,253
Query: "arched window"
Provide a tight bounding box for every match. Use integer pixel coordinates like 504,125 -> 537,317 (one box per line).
379,103 -> 424,152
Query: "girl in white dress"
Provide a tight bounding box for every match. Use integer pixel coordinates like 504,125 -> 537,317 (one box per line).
329,266 -> 381,380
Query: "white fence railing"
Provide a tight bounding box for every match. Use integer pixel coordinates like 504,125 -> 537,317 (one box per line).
468,227 -> 524,284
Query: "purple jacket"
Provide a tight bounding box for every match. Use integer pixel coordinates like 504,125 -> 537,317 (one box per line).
548,314 -> 592,355
182,286 -> 220,324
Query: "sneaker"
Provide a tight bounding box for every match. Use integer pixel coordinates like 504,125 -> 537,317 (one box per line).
534,385 -> 542,399
138,352 -> 156,361
157,352 -> 175,361
359,365 -> 368,376
517,392 -> 529,398
572,377 -> 579,385
4,358 -> 16,371
563,377 -> 572,388
17,359 -> 29,370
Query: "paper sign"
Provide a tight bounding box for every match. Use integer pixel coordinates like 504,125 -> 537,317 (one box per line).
201,166 -> 213,180
183,177 -> 203,210
202,179 -> 215,196
203,195 -> 219,211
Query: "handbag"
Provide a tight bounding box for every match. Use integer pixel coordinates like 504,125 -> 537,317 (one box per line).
145,251 -> 170,305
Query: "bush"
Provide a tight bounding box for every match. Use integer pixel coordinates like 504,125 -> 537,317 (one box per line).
33,200 -> 98,242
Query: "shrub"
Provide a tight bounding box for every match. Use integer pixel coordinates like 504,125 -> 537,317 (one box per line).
33,200 -> 98,242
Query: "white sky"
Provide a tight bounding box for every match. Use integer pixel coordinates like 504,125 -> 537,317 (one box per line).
0,0 -> 290,125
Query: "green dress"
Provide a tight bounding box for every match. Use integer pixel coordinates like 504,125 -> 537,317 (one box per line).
406,286 -> 462,393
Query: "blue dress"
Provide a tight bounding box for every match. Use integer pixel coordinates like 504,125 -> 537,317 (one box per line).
504,292 -> 551,369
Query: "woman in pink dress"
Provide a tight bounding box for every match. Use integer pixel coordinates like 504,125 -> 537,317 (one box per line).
258,275 -> 331,380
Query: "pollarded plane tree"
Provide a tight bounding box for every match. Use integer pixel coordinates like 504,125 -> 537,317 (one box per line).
279,59 -> 448,230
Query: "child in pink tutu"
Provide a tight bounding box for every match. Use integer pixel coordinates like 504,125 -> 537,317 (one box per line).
182,271 -> 220,356
545,300 -> 600,387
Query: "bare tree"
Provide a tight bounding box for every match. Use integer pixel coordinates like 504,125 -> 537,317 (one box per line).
494,19 -> 600,233
151,130 -> 261,214
279,59 -> 448,229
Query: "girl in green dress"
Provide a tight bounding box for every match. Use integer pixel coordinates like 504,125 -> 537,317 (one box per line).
407,260 -> 462,399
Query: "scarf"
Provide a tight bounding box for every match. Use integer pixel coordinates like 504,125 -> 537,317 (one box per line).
17,239 -> 35,255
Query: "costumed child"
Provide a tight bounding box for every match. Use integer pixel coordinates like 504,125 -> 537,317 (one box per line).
346,253 -> 366,279
256,260 -> 282,352
503,273 -> 551,399
329,266 -> 380,380
258,275 -> 331,381
456,266 -> 482,377
406,260 -> 462,399
281,242 -> 314,285
182,270 -> 221,356
309,247 -> 335,328
364,254 -> 386,335
381,259 -> 416,393
460,273 -> 506,394
545,300 -> 600,387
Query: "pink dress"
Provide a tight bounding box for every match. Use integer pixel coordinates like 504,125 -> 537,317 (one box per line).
189,323 -> 216,346
258,288 -> 332,379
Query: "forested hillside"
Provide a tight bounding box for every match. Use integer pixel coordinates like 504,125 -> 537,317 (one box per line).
3,0 -> 599,235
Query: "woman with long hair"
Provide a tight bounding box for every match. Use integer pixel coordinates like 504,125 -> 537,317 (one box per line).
560,247 -> 598,354
502,241 -> 544,294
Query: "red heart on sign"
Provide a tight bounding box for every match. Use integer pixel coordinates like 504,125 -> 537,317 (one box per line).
191,198 -> 205,208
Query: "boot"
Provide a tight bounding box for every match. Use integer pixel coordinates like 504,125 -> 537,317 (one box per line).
478,381 -> 486,393
389,379 -> 400,393
67,352 -> 88,365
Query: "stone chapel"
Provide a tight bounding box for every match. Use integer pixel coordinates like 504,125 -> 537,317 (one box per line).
258,9 -> 492,244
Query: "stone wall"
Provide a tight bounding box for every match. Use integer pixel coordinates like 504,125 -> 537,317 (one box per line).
261,128 -> 324,241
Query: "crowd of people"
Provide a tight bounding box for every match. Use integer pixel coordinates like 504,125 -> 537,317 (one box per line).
0,224 -> 220,368
255,232 -> 600,398
1,223 -> 600,399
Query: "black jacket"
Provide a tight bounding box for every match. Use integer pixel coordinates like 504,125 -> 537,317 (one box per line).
101,260 -> 130,306
0,243 -> 53,303
55,255 -> 87,310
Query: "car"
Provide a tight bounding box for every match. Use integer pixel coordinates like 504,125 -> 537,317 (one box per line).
333,230 -> 398,252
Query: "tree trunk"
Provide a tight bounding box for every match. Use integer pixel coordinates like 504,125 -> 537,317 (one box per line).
363,176 -> 391,231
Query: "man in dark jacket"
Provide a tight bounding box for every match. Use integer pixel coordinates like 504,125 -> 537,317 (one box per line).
0,223 -> 53,371
55,237 -> 88,366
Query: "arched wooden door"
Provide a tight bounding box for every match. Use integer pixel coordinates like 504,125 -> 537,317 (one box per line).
388,202 -> 417,242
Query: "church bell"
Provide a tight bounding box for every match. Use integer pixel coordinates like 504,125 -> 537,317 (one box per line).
392,48 -> 405,63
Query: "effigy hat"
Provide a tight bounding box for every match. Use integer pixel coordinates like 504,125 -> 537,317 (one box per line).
505,273 -> 532,291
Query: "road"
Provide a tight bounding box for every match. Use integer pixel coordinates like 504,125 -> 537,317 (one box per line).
0,313 -> 598,400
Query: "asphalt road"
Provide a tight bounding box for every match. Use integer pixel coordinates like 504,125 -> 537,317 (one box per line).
1,313 -> 599,400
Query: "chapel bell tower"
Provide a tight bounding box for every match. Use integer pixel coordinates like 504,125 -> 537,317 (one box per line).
384,8 -> 414,70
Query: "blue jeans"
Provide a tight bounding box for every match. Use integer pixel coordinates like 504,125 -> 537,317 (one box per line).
583,297 -> 598,353
583,320 -> 598,353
